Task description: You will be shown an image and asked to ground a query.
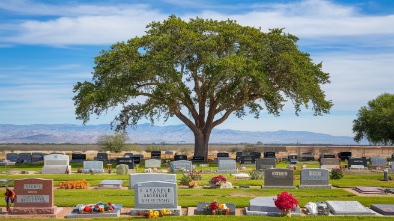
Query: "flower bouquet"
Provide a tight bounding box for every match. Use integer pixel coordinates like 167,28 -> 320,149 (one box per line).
78,202 -> 115,213
205,200 -> 230,215
274,192 -> 298,217
136,208 -> 172,218
209,175 -> 227,187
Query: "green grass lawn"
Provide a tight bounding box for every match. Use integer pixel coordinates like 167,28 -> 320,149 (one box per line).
1,160 -> 394,220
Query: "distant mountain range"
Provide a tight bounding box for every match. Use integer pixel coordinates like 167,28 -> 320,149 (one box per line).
0,124 -> 366,145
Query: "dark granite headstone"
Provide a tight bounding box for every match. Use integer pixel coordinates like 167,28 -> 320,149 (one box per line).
256,158 -> 276,170
31,152 -> 44,162
217,152 -> 229,158
263,168 -> 294,188
132,156 -> 141,164
236,152 -> 244,162
348,158 -> 367,169
71,153 -> 86,162
337,151 -> 352,161
173,155 -> 187,161
240,155 -> 255,164
6,153 -> 18,162
370,204 -> 394,215
116,158 -> 134,169
124,153 -> 134,158
96,152 -> 108,161
300,153 -> 314,161
251,152 -> 262,159
191,156 -> 204,162
264,152 -> 275,158
17,153 -> 32,163
150,151 -> 161,159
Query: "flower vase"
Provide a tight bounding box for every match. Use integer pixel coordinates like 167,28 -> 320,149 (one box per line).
211,210 -> 216,215
280,209 -> 291,217
225,208 -> 230,215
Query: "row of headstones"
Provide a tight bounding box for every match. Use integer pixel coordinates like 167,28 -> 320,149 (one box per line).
10,176 -> 394,217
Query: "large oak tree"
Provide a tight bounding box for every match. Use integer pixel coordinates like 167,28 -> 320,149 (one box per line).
353,93 -> 394,145
73,15 -> 332,160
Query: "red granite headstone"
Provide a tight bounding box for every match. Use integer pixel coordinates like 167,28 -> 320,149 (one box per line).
10,178 -> 58,214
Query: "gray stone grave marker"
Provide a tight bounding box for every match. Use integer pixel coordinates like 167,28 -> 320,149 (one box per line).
263,168 -> 295,189
370,157 -> 387,166
326,201 -> 375,216
256,158 -> 276,170
42,154 -> 71,174
129,173 -> 176,189
98,180 -> 123,189
217,158 -> 237,174
130,181 -> 181,216
82,161 -> 104,173
299,168 -> 331,189
145,159 -> 161,168
116,164 -> 129,175
320,158 -> 339,170
170,160 -> 192,172
245,196 -> 301,216
370,204 -> 394,216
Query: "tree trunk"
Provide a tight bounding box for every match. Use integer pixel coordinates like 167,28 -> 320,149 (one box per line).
193,130 -> 210,161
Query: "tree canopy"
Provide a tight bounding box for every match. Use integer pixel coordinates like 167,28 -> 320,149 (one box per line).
99,133 -> 128,153
73,15 -> 332,159
353,93 -> 394,145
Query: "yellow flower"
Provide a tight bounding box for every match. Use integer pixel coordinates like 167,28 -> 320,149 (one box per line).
154,211 -> 159,217
218,203 -> 224,210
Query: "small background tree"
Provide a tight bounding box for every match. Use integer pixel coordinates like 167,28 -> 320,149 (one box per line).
353,93 -> 394,145
99,133 -> 128,153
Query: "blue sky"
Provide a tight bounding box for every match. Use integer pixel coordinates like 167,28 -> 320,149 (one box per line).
1,0 -> 393,137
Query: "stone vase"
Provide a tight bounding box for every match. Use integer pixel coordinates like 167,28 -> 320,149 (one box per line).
280,209 -> 291,217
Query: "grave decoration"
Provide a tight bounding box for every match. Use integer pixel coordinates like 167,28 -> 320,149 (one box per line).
209,175 -> 227,188
205,200 -> 231,215
274,192 -> 299,217
136,209 -> 173,218
59,180 -> 88,189
65,202 -> 122,218
80,202 -> 115,213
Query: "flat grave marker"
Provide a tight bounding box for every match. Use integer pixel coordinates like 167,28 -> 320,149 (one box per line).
370,204 -> 394,216
326,201 -> 375,216
245,196 -> 301,216
97,180 -> 123,189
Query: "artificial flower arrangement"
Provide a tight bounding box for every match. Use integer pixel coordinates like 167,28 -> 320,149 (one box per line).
135,208 -> 172,218
209,175 -> 227,186
78,202 -> 115,213
205,200 -> 230,215
274,192 -> 299,217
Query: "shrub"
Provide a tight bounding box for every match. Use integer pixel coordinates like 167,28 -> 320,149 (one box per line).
330,168 -> 344,179
249,170 -> 264,180
179,174 -> 192,186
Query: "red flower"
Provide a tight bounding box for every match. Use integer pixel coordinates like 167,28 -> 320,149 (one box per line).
274,192 -> 298,210
210,175 -> 227,184
209,201 -> 218,210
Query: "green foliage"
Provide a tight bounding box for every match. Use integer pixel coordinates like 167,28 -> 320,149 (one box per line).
249,170 -> 264,180
73,15 -> 332,159
145,146 -> 162,152
330,168 -> 344,180
179,174 -> 193,186
353,93 -> 394,145
99,133 -> 128,153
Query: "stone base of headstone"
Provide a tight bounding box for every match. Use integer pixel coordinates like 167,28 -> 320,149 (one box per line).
9,206 -> 60,215
65,204 -> 121,219
261,185 -> 296,189
130,206 -> 182,216
299,184 -> 332,189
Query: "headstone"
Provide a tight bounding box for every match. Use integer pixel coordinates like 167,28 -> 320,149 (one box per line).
31,152 -> 44,162
96,152 -> 108,161
251,152 -> 262,159
299,169 -> 332,189
288,154 -> 298,160
337,151 -> 352,161
170,160 -> 192,172
194,202 -> 236,215
256,158 -> 276,170
191,156 -> 204,162
348,158 -> 368,169
217,152 -> 229,158
236,152 -> 244,162
263,168 -> 295,189
320,158 -> 339,170
300,153 -> 314,161
71,153 -> 86,162
240,155 -> 255,164
82,161 -> 104,173
130,181 -> 181,216
132,155 -> 142,164
17,152 -> 32,163
124,153 -> 134,158
98,180 -> 123,189
116,158 -> 134,169
217,159 -> 237,174
173,154 -> 187,161
326,201 -> 375,216
264,152 -> 276,158
129,173 -> 176,189
320,154 -> 336,159
353,186 -> 384,194
370,157 -> 387,166
245,196 -> 301,216
150,151 -> 161,159
42,154 -> 71,174
116,164 -> 129,175
6,153 -> 18,162
145,159 -> 161,168
370,204 -> 394,216
10,178 -> 60,215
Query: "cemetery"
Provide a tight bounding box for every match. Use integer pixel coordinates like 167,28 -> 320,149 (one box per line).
0,148 -> 394,220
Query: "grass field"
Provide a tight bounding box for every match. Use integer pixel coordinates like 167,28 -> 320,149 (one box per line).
1,158 -> 394,220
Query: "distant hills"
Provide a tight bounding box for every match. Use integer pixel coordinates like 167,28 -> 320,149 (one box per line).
0,123 -> 366,145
